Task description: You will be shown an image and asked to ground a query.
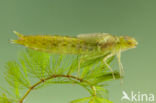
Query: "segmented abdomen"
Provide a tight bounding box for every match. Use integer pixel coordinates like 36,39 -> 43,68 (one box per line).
13,35 -> 99,54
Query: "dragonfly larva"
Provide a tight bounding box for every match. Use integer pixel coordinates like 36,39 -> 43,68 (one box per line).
12,31 -> 138,79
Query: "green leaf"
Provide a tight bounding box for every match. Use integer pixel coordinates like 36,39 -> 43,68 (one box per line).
89,97 -> 113,103
1,49 -> 119,103
70,97 -> 91,103
93,72 -> 121,85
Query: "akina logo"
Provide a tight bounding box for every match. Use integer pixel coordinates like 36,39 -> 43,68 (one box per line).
121,91 -> 155,102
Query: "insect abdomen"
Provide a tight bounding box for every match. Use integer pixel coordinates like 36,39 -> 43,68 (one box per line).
13,34 -> 98,54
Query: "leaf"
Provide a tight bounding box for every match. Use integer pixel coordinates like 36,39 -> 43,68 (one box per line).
70,97 -> 91,103
93,72 -> 121,85
1,49 -> 119,103
88,97 -> 113,103
0,93 -> 13,103
80,53 -> 109,68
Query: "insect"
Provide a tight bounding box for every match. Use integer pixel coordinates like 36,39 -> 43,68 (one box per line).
11,31 -> 138,79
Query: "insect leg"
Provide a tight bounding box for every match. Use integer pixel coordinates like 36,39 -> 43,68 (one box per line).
103,53 -> 115,79
117,50 -> 124,77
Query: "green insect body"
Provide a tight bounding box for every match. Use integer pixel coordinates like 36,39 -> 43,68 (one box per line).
12,31 -> 100,54
12,31 -> 138,79
77,33 -> 137,54
77,33 -> 137,79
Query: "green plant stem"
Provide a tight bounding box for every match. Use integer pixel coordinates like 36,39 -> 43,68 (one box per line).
19,74 -> 96,103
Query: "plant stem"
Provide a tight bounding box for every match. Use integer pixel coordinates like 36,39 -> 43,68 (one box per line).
19,74 -> 96,103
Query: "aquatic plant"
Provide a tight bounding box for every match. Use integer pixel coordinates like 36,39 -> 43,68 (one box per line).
0,49 -> 120,103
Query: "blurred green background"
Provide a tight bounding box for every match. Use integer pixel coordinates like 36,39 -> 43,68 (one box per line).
0,0 -> 156,103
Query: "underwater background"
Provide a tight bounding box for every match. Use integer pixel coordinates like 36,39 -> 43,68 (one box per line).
0,0 -> 156,103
